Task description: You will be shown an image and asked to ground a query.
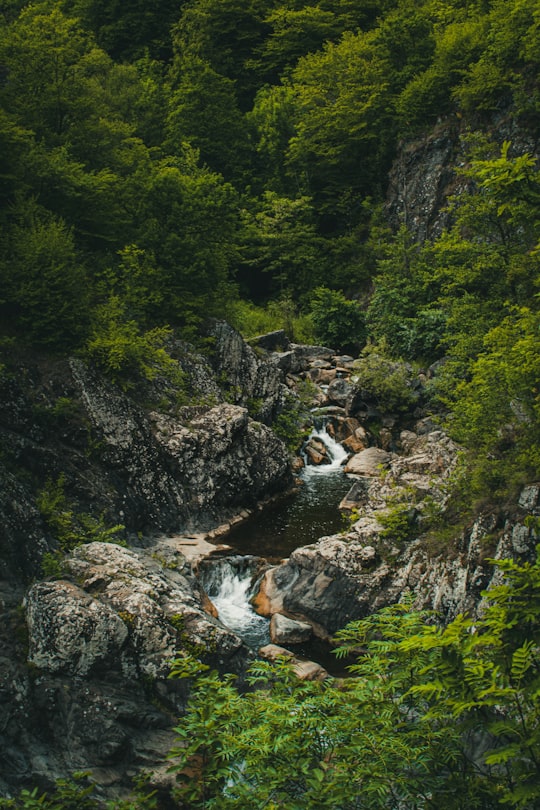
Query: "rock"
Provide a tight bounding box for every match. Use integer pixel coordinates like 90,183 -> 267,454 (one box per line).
386,130 -> 464,242
309,367 -> 337,385
327,378 -> 355,408
270,614 -> 312,645
379,427 -> 393,450
290,343 -> 335,361
250,330 -> 290,352
304,436 -> 330,466
518,484 -> 540,513
252,567 -> 284,617
344,447 -> 392,476
292,659 -> 328,681
269,351 -> 303,374
0,466 -> 51,581
8,541 -> 255,801
339,480 -> 369,512
258,645 -> 328,681
26,581 -> 129,677
258,643 -> 294,661
399,430 -> 418,453
206,321 -> 288,424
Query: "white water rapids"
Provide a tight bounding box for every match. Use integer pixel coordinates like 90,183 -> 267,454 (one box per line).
302,424 -> 349,476
200,556 -> 271,649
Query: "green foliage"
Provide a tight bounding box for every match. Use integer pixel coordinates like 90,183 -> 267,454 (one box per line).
309,286 -> 367,354
83,296 -> 185,390
443,306 -> 540,498
37,473 -> 125,555
226,297 -> 315,344
1,203 -> 90,348
351,348 -> 419,414
273,385 -> 314,452
167,549 -> 540,808
0,771 -> 157,809
166,55 -> 250,183
377,503 -> 417,546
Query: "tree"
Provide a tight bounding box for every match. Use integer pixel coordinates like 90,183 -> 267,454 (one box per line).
309,286 -> 367,354
238,191 -> 324,299
285,31 -> 394,225
165,56 -> 250,183
134,152 -> 241,330
61,0 -> 182,61
0,203 -> 90,348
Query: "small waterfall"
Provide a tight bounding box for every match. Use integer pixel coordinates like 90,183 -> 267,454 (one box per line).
199,556 -> 270,649
302,423 -> 349,477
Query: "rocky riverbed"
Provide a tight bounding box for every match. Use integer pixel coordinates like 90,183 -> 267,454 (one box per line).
0,322 -> 538,803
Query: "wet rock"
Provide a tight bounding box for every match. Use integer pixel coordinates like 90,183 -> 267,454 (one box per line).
270,614 -> 312,645
304,436 -> 330,466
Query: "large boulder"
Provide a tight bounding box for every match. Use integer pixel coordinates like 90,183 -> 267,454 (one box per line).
10,541 -> 253,799
344,447 -> 392,476
206,321 -> 288,424
270,614 -> 312,645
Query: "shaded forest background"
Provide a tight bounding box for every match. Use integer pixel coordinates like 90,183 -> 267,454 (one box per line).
0,0 -> 539,533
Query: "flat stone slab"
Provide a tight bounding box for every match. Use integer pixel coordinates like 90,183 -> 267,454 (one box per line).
344,447 -> 392,476
159,534 -> 231,561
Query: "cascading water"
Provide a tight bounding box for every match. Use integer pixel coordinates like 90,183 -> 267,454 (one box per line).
225,420 -> 351,560
302,422 -> 349,475
198,423 -> 351,652
198,556 -> 270,649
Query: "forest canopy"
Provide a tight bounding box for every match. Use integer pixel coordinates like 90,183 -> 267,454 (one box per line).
0,0 -> 538,499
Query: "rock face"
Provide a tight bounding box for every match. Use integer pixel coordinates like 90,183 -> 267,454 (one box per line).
3,541 -> 252,799
385,112 -> 539,244
0,324 -> 293,801
70,360 -> 291,534
206,321 -> 288,424
0,326 -> 293,585
254,419 -> 540,636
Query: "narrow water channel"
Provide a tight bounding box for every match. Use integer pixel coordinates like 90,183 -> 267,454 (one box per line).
226,425 -> 351,562
200,425 -> 353,668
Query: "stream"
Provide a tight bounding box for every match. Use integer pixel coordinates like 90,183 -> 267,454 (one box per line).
198,424 -> 353,665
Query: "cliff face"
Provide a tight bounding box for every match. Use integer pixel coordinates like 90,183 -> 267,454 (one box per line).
385,111 -> 539,242
0,324 -> 291,584
0,323 -> 292,800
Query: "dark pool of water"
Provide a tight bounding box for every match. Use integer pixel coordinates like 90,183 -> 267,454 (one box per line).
226,468 -> 352,561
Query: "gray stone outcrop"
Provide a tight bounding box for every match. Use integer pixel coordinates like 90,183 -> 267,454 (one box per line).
206,321 -> 288,424
11,541 -> 252,798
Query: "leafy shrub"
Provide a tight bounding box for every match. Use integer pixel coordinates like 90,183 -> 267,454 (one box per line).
37,474 -> 125,557
308,286 -> 367,354
351,347 -> 419,414
377,503 -> 417,546
167,546 -> 540,808
83,296 -> 185,391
